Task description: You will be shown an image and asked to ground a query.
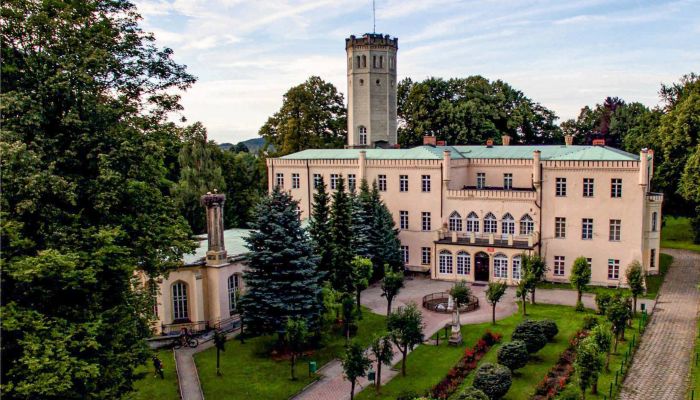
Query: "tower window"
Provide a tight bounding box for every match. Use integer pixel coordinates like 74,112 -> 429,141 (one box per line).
359,79 -> 364,86
373,55 -> 377,68
380,56 -> 383,68
362,55 -> 366,68
376,79 -> 381,86
356,55 -> 360,68
359,126 -> 367,145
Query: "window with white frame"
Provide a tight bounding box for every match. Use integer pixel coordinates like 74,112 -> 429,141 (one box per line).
583,178 -> 594,197
554,256 -> 565,276
609,219 -> 621,241
484,213 -> 497,233
503,173 -> 513,190
651,211 -> 658,231
399,210 -> 409,230
555,177 -> 567,196
457,252 -> 470,275
422,212 -> 431,231
422,175 -> 431,192
292,173 -> 300,189
421,247 -> 431,265
348,174 -> 356,191
520,214 -> 534,235
466,212 -> 480,233
439,250 -> 453,274
608,259 -> 620,279
276,173 -> 284,188
449,211 -> 462,232
172,281 -> 188,321
476,172 -> 486,189
502,213 -> 515,235
313,174 -> 322,189
494,254 -> 508,278
512,256 -> 522,280
330,174 -> 340,190
401,245 -> 409,264
378,175 -> 387,191
228,274 -> 240,315
555,217 -> 566,238
581,218 -> 593,240
611,178 -> 622,198
359,126 -> 367,145
400,175 -> 408,192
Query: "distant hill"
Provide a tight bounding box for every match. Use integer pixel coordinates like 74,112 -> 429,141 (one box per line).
218,137 -> 269,153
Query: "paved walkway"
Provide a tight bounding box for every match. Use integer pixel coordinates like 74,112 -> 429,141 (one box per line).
621,249 -> 700,400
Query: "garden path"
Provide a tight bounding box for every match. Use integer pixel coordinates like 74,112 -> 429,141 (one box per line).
620,248 -> 700,400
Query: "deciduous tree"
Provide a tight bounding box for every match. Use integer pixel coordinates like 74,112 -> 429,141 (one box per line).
625,261 -> 645,316
388,303 -> 424,377
575,337 -> 604,399
285,318 -> 309,381
381,266 -> 405,315
486,282 -> 508,324
570,256 -> 592,311
370,334 -> 394,392
350,256 -> 373,318
342,341 -> 372,400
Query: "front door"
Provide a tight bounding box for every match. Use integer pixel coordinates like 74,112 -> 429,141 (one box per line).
475,253 -> 490,281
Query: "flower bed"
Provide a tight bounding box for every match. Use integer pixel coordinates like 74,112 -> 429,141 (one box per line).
429,331 -> 502,399
532,330 -> 588,400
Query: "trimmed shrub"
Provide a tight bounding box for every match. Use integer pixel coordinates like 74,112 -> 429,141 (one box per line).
473,363 -> 512,400
583,315 -> 599,330
395,390 -> 419,400
511,320 -> 547,354
595,292 -> 612,315
536,319 -> 559,341
457,386 -> 489,400
497,340 -> 529,372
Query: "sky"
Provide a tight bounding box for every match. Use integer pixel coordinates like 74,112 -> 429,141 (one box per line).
134,0 -> 700,144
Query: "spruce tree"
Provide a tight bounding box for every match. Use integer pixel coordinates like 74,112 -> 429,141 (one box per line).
330,177 -> 355,292
371,182 -> 402,275
242,186 -> 322,336
350,185 -> 372,259
309,176 -> 332,280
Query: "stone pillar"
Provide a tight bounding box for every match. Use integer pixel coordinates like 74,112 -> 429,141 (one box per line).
358,150 -> 367,182
194,270 -> 205,322
532,150 -> 541,188
443,150 -> 452,184
639,148 -> 649,187
201,192 -> 227,266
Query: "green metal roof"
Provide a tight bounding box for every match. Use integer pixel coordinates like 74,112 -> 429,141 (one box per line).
280,145 -> 639,161
184,228 -> 251,265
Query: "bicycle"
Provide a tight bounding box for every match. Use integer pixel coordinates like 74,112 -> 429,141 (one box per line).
172,336 -> 199,349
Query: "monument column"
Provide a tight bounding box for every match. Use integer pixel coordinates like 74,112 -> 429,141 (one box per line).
201,191 -> 227,266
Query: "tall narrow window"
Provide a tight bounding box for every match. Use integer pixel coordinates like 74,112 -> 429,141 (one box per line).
512,256 -> 522,280
611,178 -> 622,198
520,214 -> 534,235
449,212 -> 462,232
556,177 -> 567,196
583,178 -> 594,197
484,213 -> 497,233
399,210 -> 409,230
378,175 -> 387,191
466,212 -> 480,233
421,247 -> 431,265
422,212 -> 431,231
373,55 -> 377,68
228,274 -> 240,315
421,175 -> 431,192
608,259 -> 620,279
439,250 -> 453,274
362,55 -> 366,68
348,174 -> 356,191
503,173 -> 513,190
476,173 -> 486,189
292,173 -> 300,189
554,256 -> 565,276
313,174 -> 322,189
581,218 -> 593,240
609,219 -> 621,241
356,55 -> 360,68
172,282 -> 188,321
330,174 -> 339,190
502,213 -> 515,235
555,217 -> 566,238
457,252 -> 470,275
494,254 -> 508,278
359,126 -> 367,145
379,55 -> 383,68
400,175 -> 408,192
651,211 -> 658,232
275,173 -> 284,188
650,249 -> 656,268
401,245 -> 409,264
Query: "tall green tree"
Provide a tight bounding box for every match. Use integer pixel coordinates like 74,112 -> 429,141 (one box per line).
449,280 -> 472,326
523,254 -> 547,304
350,256 -> 373,318
219,148 -> 267,229
570,256 -> 592,311
1,0 -> 196,397
309,176 -> 332,279
387,303 -> 424,377
381,266 -> 405,315
591,324 -> 613,371
679,144 -> 700,242
241,187 -> 322,336
625,261 -> 645,316
330,177 -> 354,291
260,76 -> 347,156
284,318 -> 309,381
370,334 -> 394,392
369,182 -> 403,276
575,337 -> 604,399
350,188 -> 372,258
341,341 -> 372,400
486,282 -> 508,324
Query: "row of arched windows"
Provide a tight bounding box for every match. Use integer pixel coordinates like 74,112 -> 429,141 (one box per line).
448,212 -> 534,235
170,274 -> 241,322
438,251 -> 522,279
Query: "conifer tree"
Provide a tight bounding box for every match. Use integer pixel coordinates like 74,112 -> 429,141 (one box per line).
350,186 -> 372,258
369,182 -> 402,277
242,187 -> 322,336
309,176 -> 332,280
330,177 -> 355,292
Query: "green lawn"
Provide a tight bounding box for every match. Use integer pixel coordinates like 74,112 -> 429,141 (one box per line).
195,307 -> 386,400
687,319 -> 700,399
661,216 -> 700,253
129,350 -> 179,400
356,303 -> 592,400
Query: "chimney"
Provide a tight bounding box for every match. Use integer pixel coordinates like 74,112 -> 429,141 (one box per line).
436,140 -> 446,146
532,150 -> 541,188
639,148 -> 649,187
501,135 -> 511,146
443,150 -> 452,183
201,191 -> 227,266
486,138 -> 494,148
358,150 -> 366,181
592,138 -> 606,146
423,135 -> 437,146
564,135 -> 574,146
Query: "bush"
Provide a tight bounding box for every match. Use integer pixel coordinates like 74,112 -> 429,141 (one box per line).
583,315 -> 599,330
511,320 -> 548,354
395,390 -> 419,400
473,363 -> 512,400
536,319 -> 559,341
595,292 -> 612,315
457,386 -> 489,400
497,340 -> 529,372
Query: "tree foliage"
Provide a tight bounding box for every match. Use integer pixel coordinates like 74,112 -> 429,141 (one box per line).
388,303 -> 424,377
381,266 -> 405,315
458,387 -> 489,400
284,317 -> 309,381
496,340 -> 529,372
536,320 -> 559,341
342,341 -> 372,400
485,282 -> 508,324
574,336 -> 604,400
370,334 -> 394,391
511,320 -> 547,354
329,177 -> 354,291
570,256 -> 592,311
473,363 -> 512,400
309,176 -> 332,280
350,256 -> 373,317
625,261 -> 645,316
219,148 -> 267,229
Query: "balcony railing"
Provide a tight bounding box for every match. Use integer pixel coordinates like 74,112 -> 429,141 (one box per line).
646,192 -> 664,202
436,231 -> 537,249
446,187 -> 537,200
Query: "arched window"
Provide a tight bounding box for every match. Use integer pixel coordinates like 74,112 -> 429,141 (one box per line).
651,211 -> 658,232
228,274 -> 240,315
359,126 -> 367,145
379,55 -> 384,68
439,250 -> 453,274
512,255 -> 522,280
502,213 -> 515,235
520,214 -> 534,235
466,212 -> 480,233
362,55 -> 367,68
494,253 -> 508,278
356,55 -> 360,68
484,213 -> 497,233
172,281 -> 189,322
457,251 -> 470,275
449,211 -> 462,232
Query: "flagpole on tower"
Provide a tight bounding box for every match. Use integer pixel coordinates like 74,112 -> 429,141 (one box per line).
373,0 -> 376,33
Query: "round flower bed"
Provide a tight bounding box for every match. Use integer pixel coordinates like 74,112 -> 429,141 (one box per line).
422,292 -> 479,313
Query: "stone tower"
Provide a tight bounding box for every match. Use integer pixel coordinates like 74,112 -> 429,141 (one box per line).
345,33 -> 398,148
200,191 -> 227,266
